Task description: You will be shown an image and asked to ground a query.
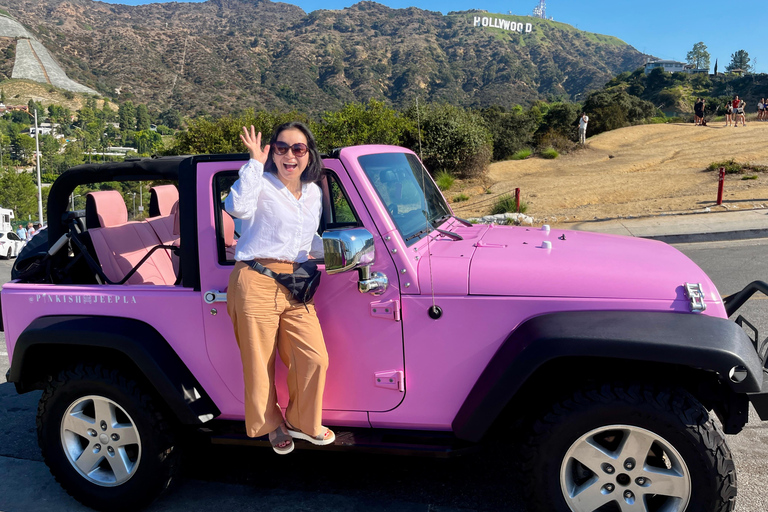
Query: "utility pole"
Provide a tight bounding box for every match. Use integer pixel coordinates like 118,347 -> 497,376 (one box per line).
34,109 -> 44,226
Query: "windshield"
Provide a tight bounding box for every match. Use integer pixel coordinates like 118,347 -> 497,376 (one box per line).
357,152 -> 451,245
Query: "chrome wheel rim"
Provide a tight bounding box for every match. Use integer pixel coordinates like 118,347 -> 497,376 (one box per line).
60,395 -> 142,487
560,424 -> 691,512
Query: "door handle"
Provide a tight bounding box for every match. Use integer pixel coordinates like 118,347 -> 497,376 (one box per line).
204,290 -> 227,304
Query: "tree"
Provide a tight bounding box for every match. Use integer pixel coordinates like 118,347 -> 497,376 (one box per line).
159,108 -> 183,130
727,50 -> 751,72
0,168 -> 38,222
118,101 -> 136,131
406,103 -> 493,178
135,104 -> 151,131
317,100 -> 412,151
686,42 -> 710,71
714,59 -> 718,75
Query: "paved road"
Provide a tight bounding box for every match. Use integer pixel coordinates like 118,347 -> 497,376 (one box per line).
2,240 -> 768,511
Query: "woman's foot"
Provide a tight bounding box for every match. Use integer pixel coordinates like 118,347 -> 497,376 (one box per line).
285,421 -> 336,446
268,424 -> 294,455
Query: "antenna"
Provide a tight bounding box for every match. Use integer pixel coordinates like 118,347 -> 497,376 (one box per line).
532,0 -> 546,19
415,97 -> 441,319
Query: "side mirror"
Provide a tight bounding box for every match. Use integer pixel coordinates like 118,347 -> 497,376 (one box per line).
322,228 -> 387,295
322,228 -> 375,275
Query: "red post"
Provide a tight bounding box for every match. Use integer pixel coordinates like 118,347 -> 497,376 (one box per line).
515,188 -> 521,212
717,167 -> 725,205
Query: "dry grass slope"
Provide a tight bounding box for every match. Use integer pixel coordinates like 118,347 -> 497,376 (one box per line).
452,121 -> 768,224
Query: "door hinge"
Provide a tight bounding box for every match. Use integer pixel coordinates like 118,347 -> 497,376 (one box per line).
370,299 -> 400,321
684,282 -> 707,312
374,370 -> 404,392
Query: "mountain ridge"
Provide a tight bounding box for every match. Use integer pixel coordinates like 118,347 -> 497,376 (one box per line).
0,0 -> 649,115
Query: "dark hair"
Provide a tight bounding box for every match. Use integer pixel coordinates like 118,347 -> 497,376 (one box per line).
264,121 -> 323,183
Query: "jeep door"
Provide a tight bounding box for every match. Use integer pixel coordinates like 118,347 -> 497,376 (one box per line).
198,160 -> 405,424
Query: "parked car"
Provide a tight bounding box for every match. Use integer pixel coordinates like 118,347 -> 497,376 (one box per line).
3,147 -> 768,512
0,230 -> 25,258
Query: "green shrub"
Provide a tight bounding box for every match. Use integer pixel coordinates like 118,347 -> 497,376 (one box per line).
407,103 -> 493,178
435,171 -> 455,191
511,148 -> 532,160
648,117 -> 667,124
707,160 -> 768,174
490,194 -> 527,215
540,147 -> 559,159
453,193 -> 469,202
479,106 -> 538,161
317,99 -> 413,152
708,159 -> 743,174
742,175 -> 758,180
583,89 -> 656,136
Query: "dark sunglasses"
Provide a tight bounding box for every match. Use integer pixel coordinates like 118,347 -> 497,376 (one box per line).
273,141 -> 308,157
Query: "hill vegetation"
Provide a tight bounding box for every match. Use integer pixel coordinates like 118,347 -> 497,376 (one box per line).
604,67 -> 768,116
0,0 -> 646,116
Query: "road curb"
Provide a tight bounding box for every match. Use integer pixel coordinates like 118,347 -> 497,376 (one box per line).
644,228 -> 768,244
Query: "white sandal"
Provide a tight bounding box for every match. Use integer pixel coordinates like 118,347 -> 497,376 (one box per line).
285,421 -> 335,446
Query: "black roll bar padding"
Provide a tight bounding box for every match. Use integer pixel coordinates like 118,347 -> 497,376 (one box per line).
724,281 -> 768,317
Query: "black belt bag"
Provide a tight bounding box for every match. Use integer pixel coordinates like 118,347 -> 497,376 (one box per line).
245,260 -> 322,307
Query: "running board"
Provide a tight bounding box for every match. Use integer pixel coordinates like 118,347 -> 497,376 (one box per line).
201,423 -> 477,458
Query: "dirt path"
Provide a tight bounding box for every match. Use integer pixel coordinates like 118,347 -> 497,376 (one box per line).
450,122 -> 768,224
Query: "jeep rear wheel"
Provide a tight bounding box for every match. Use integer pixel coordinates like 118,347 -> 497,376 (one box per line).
522,384 -> 736,512
37,364 -> 180,511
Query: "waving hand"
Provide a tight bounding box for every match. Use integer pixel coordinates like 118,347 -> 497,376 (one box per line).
240,125 -> 270,164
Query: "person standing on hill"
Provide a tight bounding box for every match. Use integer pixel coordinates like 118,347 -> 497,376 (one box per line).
725,100 -> 733,126
758,99 -> 765,121
694,98 -> 703,126
735,98 -> 746,127
578,113 -> 589,144
732,96 -> 744,127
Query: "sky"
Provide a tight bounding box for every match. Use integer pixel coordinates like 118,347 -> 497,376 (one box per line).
102,0 -> 767,73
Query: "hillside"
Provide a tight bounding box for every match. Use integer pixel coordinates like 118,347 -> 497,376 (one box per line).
0,79 -> 115,111
451,121 -> 768,223
0,0 -> 647,115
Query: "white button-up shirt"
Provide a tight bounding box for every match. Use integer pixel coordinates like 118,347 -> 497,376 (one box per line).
225,159 -> 323,262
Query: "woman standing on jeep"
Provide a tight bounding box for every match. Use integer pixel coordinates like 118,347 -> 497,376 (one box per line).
225,121 -> 334,455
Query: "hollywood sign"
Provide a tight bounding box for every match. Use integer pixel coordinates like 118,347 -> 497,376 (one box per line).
473,16 -> 533,33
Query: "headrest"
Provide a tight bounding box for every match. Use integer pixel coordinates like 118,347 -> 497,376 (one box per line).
222,211 -> 235,247
171,201 -> 180,236
85,191 -> 128,229
149,185 -> 179,217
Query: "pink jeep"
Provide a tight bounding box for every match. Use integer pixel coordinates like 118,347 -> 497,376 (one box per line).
3,146 -> 768,512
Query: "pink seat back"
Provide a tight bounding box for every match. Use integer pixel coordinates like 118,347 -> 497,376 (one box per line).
149,185 -> 179,217
86,191 -> 127,228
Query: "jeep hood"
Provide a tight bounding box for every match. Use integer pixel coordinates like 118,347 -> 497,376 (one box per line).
418,225 -> 719,302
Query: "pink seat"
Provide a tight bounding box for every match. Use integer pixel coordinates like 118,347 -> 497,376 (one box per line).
149,185 -> 179,217
222,210 -> 237,259
86,191 -> 177,285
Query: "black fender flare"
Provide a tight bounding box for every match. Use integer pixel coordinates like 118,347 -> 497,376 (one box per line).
452,310 -> 762,442
8,315 -> 220,425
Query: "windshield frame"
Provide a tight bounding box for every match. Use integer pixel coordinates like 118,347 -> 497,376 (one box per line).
357,152 -> 452,246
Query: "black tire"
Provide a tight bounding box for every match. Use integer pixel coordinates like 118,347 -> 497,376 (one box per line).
37,363 -> 180,511
522,383 -> 736,512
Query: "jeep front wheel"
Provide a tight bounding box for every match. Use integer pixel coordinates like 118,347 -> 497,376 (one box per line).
523,384 -> 736,512
37,364 -> 180,511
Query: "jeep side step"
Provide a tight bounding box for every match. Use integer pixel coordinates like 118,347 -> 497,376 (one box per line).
201,422 -> 477,458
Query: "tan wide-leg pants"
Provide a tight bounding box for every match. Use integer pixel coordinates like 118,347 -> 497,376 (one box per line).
227,260 -> 329,439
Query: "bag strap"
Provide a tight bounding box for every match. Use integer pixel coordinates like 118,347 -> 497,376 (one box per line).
244,260 -> 282,279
